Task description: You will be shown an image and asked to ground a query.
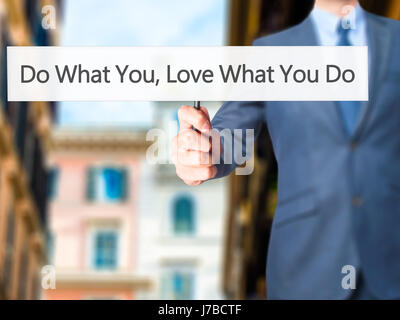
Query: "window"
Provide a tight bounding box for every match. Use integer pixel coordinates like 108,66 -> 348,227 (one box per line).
172,195 -> 195,235
47,167 -> 59,200
161,267 -> 195,300
92,230 -> 118,270
86,166 -> 128,203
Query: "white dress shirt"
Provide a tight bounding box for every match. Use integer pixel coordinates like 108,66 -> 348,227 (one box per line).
311,4 -> 368,46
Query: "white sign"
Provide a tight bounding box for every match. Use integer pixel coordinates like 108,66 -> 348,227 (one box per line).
8,46 -> 368,101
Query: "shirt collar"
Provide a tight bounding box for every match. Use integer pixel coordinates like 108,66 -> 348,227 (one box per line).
311,3 -> 365,35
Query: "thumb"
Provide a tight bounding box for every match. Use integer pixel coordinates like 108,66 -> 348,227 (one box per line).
199,106 -> 210,122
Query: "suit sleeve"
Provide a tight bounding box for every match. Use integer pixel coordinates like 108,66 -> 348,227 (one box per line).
211,100 -> 266,179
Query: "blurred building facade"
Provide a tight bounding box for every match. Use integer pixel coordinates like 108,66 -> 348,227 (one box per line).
223,0 -> 400,300
40,0 -> 227,300
45,129 -> 151,299
136,102 -> 227,300
4,0 -> 398,301
0,0 -> 58,300
46,102 -> 227,300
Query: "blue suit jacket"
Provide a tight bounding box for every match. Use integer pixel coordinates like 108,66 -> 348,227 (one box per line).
212,11 -> 400,299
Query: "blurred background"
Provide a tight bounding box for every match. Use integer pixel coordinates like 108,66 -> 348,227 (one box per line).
0,0 -> 399,300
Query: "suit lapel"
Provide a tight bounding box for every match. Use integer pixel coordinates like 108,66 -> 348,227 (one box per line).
353,11 -> 393,139
299,16 -> 348,139
285,14 -> 391,140
294,16 -> 320,46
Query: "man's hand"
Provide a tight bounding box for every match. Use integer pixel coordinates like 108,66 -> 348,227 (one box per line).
171,105 -> 220,186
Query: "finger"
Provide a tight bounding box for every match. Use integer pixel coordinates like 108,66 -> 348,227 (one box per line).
177,129 -> 211,152
183,179 -> 203,186
176,165 -> 217,181
178,105 -> 211,132
199,106 -> 210,121
173,149 -> 213,167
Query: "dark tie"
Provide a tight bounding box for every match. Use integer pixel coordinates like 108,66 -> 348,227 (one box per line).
336,22 -> 361,136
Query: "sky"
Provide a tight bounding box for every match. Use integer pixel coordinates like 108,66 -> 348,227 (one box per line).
58,0 -> 228,128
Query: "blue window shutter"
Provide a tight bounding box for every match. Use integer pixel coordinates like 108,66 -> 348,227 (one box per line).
103,168 -> 122,200
172,271 -> 194,300
173,196 -> 195,235
102,167 -> 128,202
173,273 -> 183,297
47,168 -> 59,200
86,167 -> 96,201
120,168 -> 128,201
94,231 -> 117,270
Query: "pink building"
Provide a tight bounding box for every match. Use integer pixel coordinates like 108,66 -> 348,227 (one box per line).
45,128 -> 151,300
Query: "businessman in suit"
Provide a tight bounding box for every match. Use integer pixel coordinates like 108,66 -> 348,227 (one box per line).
171,0 -> 400,299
